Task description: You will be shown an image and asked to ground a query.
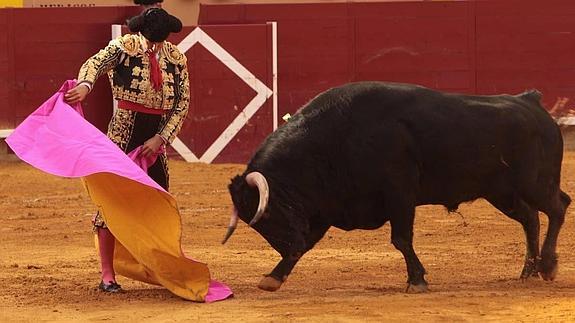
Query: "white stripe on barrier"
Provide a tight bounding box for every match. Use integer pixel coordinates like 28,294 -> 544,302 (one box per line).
556,116 -> 575,126
270,21 -> 279,131
111,25 -> 122,113
175,27 -> 274,163
170,137 -> 200,162
0,129 -> 13,138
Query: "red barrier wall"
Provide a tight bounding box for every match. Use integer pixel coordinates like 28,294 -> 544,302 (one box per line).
0,7 -> 138,132
475,1 -> 575,104
199,0 -> 575,116
2,2 -> 575,163
0,8 -> 273,163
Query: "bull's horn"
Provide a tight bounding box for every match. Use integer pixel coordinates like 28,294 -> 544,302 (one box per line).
222,207 -> 239,244
245,171 -> 269,226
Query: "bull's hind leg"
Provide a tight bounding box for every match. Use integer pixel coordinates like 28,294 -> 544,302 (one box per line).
389,202 -> 427,293
486,195 -> 540,280
538,190 -> 571,281
258,222 -> 330,291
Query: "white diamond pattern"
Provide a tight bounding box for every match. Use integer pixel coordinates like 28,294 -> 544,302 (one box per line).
173,27 -> 273,163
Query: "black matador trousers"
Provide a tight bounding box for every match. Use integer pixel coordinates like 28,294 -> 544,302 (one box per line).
93,108 -> 169,229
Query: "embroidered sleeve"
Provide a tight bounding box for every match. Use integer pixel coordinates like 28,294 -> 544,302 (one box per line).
158,59 -> 190,143
77,35 -> 140,85
77,40 -> 123,86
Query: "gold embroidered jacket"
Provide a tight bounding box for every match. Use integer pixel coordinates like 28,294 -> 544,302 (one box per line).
77,33 -> 190,143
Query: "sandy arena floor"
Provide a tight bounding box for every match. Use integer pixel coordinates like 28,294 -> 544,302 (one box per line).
1,134 -> 574,322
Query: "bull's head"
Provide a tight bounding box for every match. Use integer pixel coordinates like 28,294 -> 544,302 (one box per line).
225,171 -> 308,292
223,172 -> 269,244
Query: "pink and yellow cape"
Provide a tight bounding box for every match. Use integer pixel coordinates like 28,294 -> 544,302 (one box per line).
6,80 -> 232,302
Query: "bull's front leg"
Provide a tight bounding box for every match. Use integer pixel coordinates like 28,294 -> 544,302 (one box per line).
258,253 -> 302,291
259,223 -> 330,291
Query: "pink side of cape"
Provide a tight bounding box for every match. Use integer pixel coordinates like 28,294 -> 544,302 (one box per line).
6,80 -> 232,302
7,80 -> 165,192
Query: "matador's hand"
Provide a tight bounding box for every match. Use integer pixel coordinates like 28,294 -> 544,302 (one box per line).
64,84 -> 90,104
140,135 -> 166,158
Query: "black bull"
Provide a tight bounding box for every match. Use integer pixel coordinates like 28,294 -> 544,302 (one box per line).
225,81 -> 572,292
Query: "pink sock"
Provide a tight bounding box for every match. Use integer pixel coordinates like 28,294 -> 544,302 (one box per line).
97,228 -> 116,284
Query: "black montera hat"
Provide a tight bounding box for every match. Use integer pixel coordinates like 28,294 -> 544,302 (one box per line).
134,0 -> 164,4
127,8 -> 182,43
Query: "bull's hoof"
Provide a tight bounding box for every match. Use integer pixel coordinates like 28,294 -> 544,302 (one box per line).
405,283 -> 429,294
520,258 -> 540,281
520,271 -> 540,282
539,267 -> 558,281
539,255 -> 558,281
258,276 -> 283,291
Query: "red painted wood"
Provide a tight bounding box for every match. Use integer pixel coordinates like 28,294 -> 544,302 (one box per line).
200,1 -> 477,117
1,7 -> 134,131
475,0 -> 575,109
200,1 -> 575,115
0,10 -> 14,130
3,1 -> 575,163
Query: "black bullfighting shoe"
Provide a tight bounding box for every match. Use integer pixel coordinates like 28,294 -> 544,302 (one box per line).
98,281 -> 122,293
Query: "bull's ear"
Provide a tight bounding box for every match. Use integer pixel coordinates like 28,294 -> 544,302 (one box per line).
520,89 -> 542,102
233,174 -> 246,183
229,175 -> 245,192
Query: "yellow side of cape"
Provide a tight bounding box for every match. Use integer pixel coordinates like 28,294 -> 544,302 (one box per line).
84,173 -> 210,302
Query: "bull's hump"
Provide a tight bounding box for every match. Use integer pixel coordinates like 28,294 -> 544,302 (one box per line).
332,81 -> 425,96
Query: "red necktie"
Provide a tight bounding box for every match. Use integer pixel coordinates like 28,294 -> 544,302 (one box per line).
147,50 -> 162,91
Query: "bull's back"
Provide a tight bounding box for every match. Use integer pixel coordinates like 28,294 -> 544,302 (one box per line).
251,81 -> 563,224
335,83 -> 554,202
